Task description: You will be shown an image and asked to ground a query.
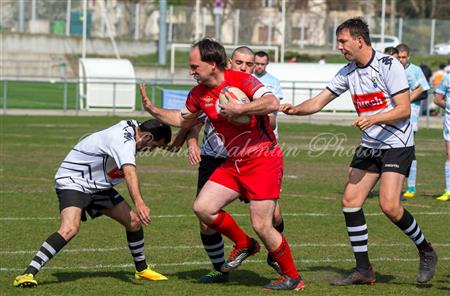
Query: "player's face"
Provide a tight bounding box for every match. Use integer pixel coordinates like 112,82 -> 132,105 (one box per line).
189,47 -> 215,84
254,56 -> 268,76
229,52 -> 255,74
136,133 -> 166,152
337,29 -> 362,61
397,51 -> 410,68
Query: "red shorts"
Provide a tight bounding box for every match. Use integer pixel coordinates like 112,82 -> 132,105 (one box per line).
209,146 -> 283,200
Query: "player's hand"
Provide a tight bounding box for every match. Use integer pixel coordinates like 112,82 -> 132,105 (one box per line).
136,201 -> 151,225
218,101 -> 243,119
139,83 -> 153,113
279,103 -> 295,115
188,144 -> 202,166
352,116 -> 375,131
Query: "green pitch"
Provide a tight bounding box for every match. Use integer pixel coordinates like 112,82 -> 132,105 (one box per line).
0,116 -> 448,295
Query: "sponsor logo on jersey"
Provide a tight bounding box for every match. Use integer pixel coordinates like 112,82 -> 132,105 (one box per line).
352,91 -> 387,113
203,96 -> 214,107
107,168 -> 124,179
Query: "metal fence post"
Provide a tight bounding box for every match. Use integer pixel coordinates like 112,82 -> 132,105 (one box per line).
112,82 -> 117,116
3,80 -> 7,115
63,79 -> 68,113
75,82 -> 79,116
430,19 -> 436,55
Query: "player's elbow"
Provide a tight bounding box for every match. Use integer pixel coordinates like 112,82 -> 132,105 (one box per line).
267,96 -> 280,113
400,105 -> 411,120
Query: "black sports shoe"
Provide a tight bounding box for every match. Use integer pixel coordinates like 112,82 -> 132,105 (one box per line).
263,275 -> 305,291
197,270 -> 229,284
221,238 -> 260,272
330,265 -> 376,286
267,254 -> 282,275
417,246 -> 438,283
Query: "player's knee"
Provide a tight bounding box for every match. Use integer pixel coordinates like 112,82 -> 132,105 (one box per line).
127,214 -> 142,232
252,221 -> 271,236
380,202 -> 401,219
58,225 -> 79,240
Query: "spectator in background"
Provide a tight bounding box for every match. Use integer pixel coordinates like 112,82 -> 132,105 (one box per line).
433,74 -> 450,201
318,55 -> 326,64
288,56 -> 297,63
431,64 -> 447,89
396,43 -> 430,199
253,51 -> 284,138
384,46 -> 399,58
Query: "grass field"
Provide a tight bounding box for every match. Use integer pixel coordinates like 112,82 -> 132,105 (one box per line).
0,116 -> 449,295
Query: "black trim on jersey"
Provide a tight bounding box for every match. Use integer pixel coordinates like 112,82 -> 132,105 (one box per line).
362,131 -> 393,148
369,64 -> 380,73
326,86 -> 340,97
390,87 -> 410,98
69,176 -> 86,192
59,166 -> 85,178
357,49 -> 375,69
385,121 -> 411,134
260,91 -> 272,97
72,148 -> 105,157
62,161 -> 92,179
379,125 -> 410,146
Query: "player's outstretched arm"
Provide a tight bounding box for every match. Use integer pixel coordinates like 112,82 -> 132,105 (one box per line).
123,164 -> 151,225
140,83 -> 196,128
280,88 -> 336,116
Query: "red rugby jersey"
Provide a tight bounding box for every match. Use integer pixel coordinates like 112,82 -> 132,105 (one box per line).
185,69 -> 276,158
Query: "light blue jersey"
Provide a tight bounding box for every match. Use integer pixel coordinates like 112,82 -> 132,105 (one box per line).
253,72 -> 283,100
435,74 -> 450,141
253,71 -> 283,138
405,63 -> 430,107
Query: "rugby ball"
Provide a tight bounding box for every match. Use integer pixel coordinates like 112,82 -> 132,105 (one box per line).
216,86 -> 251,124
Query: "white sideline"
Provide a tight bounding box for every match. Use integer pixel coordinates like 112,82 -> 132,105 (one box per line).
1,257 -> 449,272
1,242 -> 448,255
0,211 -> 448,221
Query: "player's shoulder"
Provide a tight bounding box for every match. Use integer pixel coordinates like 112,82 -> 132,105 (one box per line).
224,69 -> 251,81
189,84 -> 208,98
374,50 -> 402,72
336,61 -> 356,76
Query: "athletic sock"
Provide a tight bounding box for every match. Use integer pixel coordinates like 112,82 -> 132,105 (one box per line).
394,209 -> 432,252
269,235 -> 299,279
407,160 -> 417,190
200,232 -> 225,271
207,210 -> 250,248
24,232 -> 67,275
343,208 -> 370,271
127,228 -> 148,272
445,161 -> 450,192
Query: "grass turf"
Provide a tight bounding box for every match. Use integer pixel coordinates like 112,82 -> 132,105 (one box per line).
0,115 -> 448,295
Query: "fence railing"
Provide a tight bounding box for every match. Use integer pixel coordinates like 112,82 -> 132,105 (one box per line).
0,77 -> 440,129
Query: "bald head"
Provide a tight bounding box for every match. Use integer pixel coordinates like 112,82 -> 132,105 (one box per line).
229,46 -> 255,74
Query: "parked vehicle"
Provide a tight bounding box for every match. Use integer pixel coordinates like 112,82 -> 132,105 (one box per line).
433,41 -> 450,55
370,34 -> 400,52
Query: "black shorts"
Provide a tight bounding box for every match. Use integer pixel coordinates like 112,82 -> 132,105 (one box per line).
350,146 -> 414,176
197,155 -> 227,195
56,188 -> 125,221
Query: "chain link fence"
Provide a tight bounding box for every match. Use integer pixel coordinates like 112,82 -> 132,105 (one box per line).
2,1 -> 449,55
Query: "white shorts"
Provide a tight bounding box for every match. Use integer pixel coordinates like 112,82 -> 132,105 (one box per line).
410,104 -> 421,132
444,114 -> 450,142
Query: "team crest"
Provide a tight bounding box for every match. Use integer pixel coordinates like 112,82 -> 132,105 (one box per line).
204,97 -> 214,107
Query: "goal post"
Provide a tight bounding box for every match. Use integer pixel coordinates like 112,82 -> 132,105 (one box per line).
170,43 -> 280,75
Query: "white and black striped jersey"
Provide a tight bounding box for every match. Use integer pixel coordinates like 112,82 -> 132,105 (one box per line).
199,113 -> 228,159
327,50 -> 413,149
54,120 -> 138,193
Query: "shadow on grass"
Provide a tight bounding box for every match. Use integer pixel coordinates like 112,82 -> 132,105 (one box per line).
174,268 -> 272,287
43,271 -> 135,286
306,265 -> 395,284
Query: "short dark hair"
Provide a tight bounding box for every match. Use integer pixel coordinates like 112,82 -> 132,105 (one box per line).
138,119 -> 172,144
384,46 -> 399,56
231,46 -> 254,59
336,17 -> 371,46
440,63 -> 446,70
255,51 -> 270,62
396,43 -> 410,55
192,38 -> 227,70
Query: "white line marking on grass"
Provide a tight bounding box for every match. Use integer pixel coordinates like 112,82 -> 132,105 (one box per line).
1,257 -> 449,272
1,243 -> 448,255
1,211 -> 448,221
